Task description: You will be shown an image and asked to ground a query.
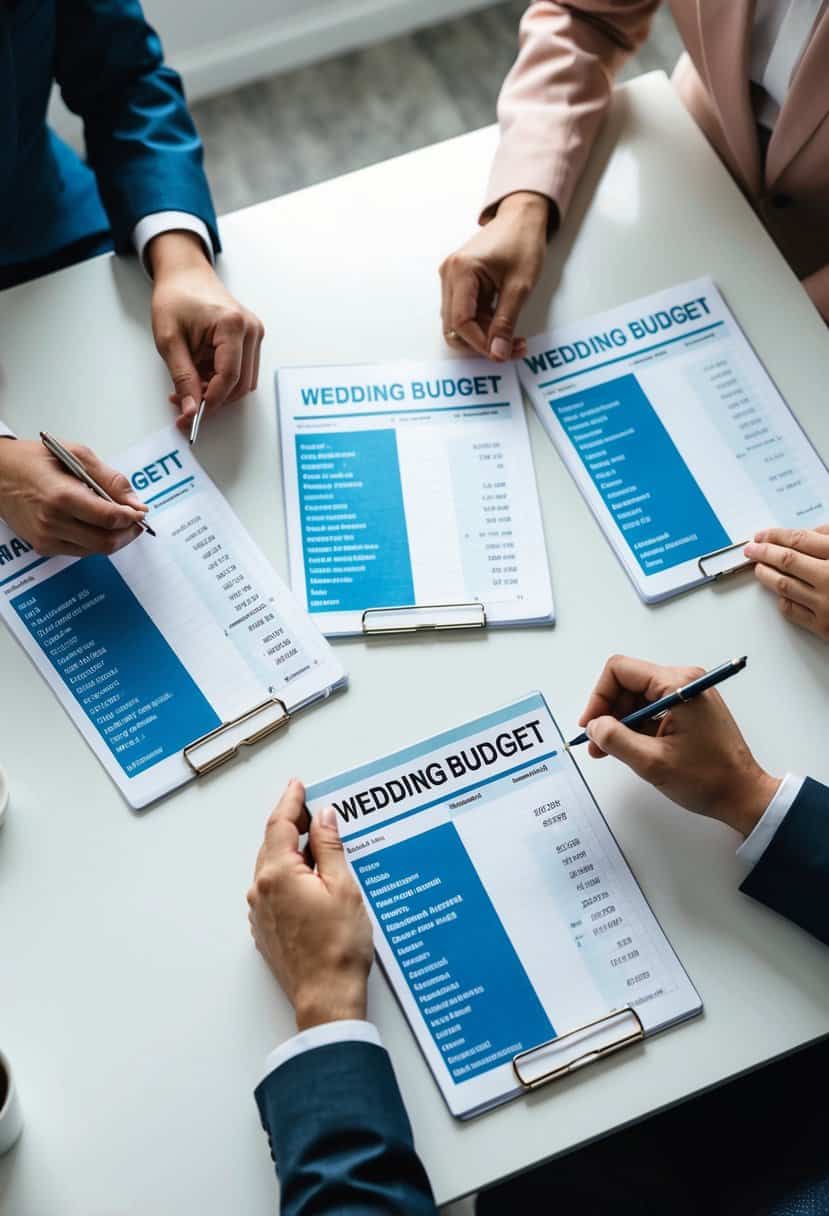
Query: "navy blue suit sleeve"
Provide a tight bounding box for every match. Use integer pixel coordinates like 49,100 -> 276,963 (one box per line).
255,1041 -> 438,1216
740,777 -> 829,945
53,1 -> 219,254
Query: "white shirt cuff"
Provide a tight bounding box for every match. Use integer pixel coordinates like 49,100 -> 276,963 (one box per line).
736,773 -> 804,869
0,423 -> 15,440
131,212 -> 214,278
261,1020 -> 382,1086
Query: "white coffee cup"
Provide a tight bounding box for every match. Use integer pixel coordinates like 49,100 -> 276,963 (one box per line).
0,764 -> 8,828
0,1052 -> 22,1154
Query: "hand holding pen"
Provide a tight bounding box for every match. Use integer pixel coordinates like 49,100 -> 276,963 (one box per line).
572,655 -> 779,838
0,434 -> 151,558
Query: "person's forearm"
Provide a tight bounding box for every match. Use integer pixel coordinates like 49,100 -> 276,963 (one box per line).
711,767 -> 782,839
146,230 -> 211,281
0,434 -> 22,492
482,0 -> 659,223
494,190 -> 554,234
737,774 -> 803,868
295,976 -> 368,1033
133,214 -> 213,277
0,435 -> 17,526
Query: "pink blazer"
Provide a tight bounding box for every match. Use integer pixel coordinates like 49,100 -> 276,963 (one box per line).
484,1 -> 829,320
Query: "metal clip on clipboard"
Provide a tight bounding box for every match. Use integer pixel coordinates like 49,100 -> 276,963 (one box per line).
361,602 -> 486,636
512,1007 -> 645,1092
183,697 -> 291,776
697,541 -> 751,581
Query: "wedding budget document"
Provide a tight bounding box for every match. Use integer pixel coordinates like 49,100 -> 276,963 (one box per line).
304,693 -> 702,1118
0,426 -> 345,808
518,277 -> 829,602
277,358 -> 554,636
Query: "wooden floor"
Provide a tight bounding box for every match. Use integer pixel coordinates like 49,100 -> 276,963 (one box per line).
192,1 -> 684,217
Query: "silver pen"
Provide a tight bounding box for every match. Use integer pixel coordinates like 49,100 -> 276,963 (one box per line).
40,431 -> 156,538
189,398 -> 207,446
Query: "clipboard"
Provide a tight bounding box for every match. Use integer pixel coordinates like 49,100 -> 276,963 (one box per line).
183,685 -> 341,777
277,360 -> 555,639
512,1007 -> 645,1091
697,540 -> 751,581
183,697 -> 290,776
361,601 -> 486,636
305,688 -> 702,1118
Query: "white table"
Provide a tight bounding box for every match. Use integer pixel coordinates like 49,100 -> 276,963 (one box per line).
1,72 -> 827,1214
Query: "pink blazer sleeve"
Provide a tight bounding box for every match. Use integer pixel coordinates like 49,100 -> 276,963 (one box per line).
482,1 -> 661,224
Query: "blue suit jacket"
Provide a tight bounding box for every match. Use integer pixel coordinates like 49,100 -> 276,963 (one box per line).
257,779 -> 829,1214
255,1040 -> 437,1215
0,0 -> 218,282
740,776 -> 829,946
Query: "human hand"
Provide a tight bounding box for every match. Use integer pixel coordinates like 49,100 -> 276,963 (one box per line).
439,191 -> 550,362
744,526 -> 829,642
578,655 -> 780,837
0,438 -> 146,556
247,779 -> 374,1031
148,231 -> 265,434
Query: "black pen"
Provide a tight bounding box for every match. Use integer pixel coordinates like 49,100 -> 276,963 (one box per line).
40,431 -> 156,537
566,656 -> 748,749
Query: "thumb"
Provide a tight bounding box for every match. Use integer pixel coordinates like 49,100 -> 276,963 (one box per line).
586,716 -> 663,782
159,333 -> 202,425
310,805 -> 350,885
71,446 -> 147,516
487,273 -> 531,362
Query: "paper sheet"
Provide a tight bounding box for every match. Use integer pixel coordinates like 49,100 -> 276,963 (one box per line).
277,358 -> 554,635
0,426 -> 345,808
518,277 -> 829,602
305,693 -> 701,1118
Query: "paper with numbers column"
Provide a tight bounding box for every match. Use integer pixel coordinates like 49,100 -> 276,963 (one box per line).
305,692 -> 702,1119
0,425 -> 346,808
518,277 -> 829,603
277,358 -> 554,636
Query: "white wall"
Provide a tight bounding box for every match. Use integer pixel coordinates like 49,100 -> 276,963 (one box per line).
151,0 -> 500,100
51,0 -> 498,147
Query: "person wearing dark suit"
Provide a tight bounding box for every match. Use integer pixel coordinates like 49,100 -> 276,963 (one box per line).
246,656 -> 829,1215
0,0 -> 264,558
576,655 -> 829,948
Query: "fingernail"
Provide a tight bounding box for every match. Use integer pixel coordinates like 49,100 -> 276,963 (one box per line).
744,543 -> 759,558
754,530 -> 767,542
126,493 -> 147,512
182,395 -> 196,415
586,721 -> 597,741
490,337 -> 511,361
319,805 -> 337,829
